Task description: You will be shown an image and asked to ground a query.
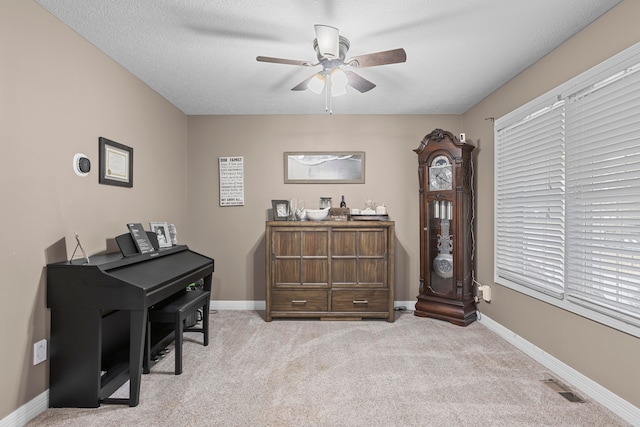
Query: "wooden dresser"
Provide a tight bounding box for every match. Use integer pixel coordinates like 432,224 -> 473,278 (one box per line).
265,221 -> 395,322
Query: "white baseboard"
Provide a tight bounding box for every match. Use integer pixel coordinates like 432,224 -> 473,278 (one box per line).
0,390 -> 48,427
209,300 -> 266,310
479,313 -> 640,426
393,300 -> 417,311
209,300 -> 417,312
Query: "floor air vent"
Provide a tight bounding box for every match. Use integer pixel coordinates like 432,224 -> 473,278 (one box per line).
541,377 -> 586,403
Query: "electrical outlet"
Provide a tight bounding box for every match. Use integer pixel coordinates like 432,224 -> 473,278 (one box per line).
476,285 -> 492,302
34,339 -> 47,365
482,285 -> 492,302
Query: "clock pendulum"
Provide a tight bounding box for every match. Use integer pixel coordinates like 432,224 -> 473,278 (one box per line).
433,201 -> 453,279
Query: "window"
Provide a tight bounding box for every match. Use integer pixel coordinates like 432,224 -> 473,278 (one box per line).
495,41 -> 640,337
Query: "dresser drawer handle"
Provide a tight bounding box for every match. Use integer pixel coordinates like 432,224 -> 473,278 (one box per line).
291,300 -> 307,305
352,300 -> 369,305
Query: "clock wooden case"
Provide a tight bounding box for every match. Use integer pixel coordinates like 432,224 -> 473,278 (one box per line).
414,129 -> 476,326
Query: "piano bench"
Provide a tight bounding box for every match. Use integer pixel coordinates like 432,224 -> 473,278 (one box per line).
145,290 -> 210,375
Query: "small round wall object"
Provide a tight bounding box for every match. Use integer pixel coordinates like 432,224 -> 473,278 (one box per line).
73,153 -> 91,177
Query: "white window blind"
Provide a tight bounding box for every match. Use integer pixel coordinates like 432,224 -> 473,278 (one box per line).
565,62 -> 640,326
494,41 -> 640,335
495,100 -> 566,297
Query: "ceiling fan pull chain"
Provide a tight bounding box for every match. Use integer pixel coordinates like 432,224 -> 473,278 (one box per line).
327,74 -> 333,114
325,76 -> 331,114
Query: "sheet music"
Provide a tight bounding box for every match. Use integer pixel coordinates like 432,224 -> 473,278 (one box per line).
127,223 -> 155,254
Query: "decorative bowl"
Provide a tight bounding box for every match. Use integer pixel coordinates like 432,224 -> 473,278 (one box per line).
305,209 -> 329,221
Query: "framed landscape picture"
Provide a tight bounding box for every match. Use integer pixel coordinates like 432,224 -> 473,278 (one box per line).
284,152 -> 365,184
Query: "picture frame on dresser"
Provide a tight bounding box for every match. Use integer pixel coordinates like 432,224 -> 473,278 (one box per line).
271,200 -> 290,221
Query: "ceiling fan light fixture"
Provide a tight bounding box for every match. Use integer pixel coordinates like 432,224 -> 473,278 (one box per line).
330,68 -> 348,97
314,24 -> 339,58
308,73 -> 326,94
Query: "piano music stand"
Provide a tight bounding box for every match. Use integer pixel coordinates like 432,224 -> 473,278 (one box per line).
115,232 -> 159,256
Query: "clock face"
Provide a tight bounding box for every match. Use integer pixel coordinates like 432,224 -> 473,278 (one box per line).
430,168 -> 452,190
429,155 -> 452,191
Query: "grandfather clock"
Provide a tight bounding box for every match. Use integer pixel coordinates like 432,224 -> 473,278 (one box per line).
414,129 -> 476,326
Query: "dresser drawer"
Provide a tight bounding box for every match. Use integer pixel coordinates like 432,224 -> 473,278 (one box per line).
331,290 -> 389,312
271,290 -> 328,312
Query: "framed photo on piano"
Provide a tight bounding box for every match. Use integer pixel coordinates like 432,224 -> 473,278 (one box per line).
149,222 -> 172,248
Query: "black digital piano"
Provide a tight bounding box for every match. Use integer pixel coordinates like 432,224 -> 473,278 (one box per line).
46,244 -> 214,407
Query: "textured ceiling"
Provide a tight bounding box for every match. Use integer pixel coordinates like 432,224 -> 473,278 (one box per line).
35,0 -> 620,115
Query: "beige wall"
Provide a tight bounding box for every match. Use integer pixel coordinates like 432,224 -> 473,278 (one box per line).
185,115 -> 462,303
3,0 -> 639,422
1,0 -> 188,419
462,0 -> 640,408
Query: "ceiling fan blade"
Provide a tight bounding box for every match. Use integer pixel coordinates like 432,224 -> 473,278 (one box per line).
347,48 -> 407,68
291,75 -> 314,91
256,56 -> 314,67
345,71 -> 376,93
314,24 -> 340,58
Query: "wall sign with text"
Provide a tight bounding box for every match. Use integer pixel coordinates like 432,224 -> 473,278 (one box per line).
219,156 -> 245,206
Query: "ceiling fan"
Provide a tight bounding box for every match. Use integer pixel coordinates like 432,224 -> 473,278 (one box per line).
256,25 -> 406,111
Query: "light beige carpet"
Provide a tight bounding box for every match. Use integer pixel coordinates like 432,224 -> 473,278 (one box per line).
29,310 -> 627,426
